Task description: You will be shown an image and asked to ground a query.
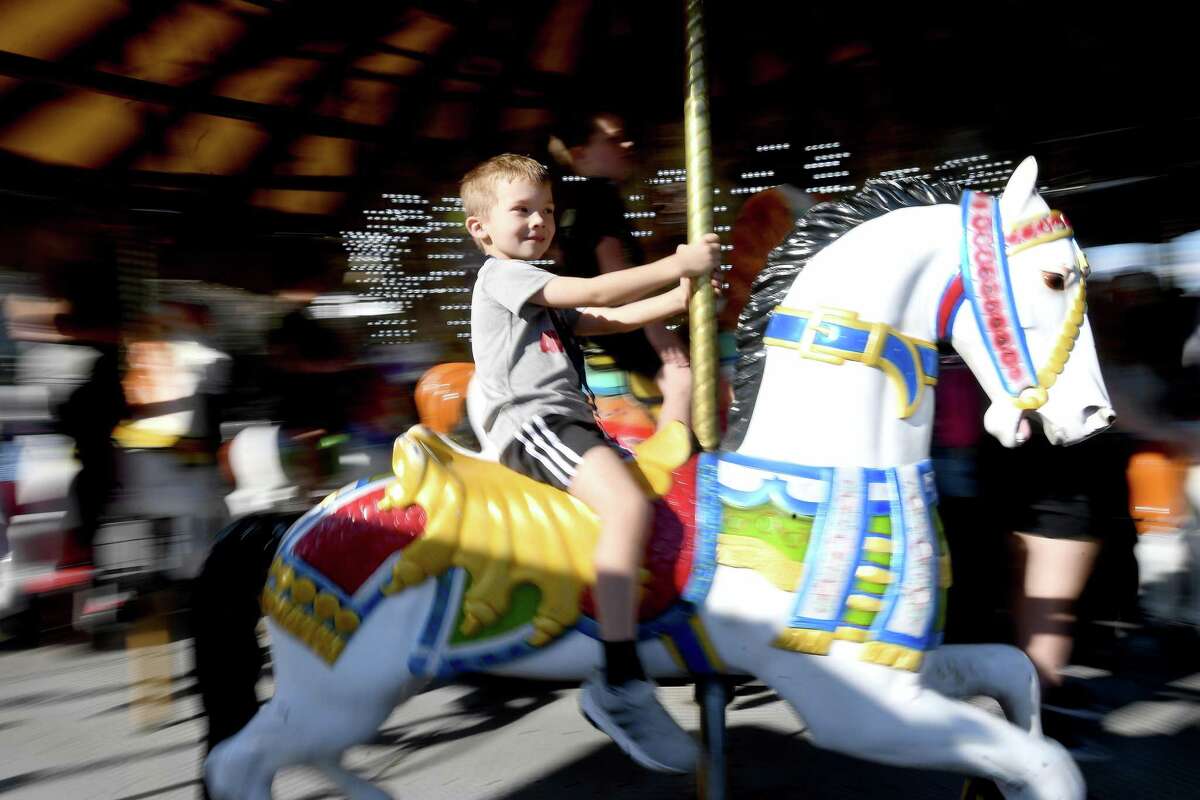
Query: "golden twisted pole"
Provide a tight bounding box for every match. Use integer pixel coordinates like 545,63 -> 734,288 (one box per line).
684,0 -> 719,451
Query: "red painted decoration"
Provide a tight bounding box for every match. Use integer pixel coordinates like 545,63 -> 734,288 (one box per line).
293,488 -> 428,594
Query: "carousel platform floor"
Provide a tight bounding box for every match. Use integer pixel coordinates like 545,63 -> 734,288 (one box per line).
1,624 -> 1198,800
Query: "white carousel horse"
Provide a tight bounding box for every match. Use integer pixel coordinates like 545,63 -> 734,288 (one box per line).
202,158 -> 1111,800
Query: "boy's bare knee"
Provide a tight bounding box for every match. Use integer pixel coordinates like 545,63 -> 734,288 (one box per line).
571,450 -> 651,519
602,488 -> 652,526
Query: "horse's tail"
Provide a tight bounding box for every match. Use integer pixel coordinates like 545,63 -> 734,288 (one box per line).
192,511 -> 300,755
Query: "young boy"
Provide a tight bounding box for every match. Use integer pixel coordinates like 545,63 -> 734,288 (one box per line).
464,154 -> 718,773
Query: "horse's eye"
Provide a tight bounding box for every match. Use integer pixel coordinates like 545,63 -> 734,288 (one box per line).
1042,271 -> 1066,291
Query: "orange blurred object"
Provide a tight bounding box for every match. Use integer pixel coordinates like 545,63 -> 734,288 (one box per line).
722,187 -> 799,329
1127,449 -> 1190,534
414,362 -> 474,433
594,394 -> 656,445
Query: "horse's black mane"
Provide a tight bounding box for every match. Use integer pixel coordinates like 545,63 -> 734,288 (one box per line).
722,178 -> 962,450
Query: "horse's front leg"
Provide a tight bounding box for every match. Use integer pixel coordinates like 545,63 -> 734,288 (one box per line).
921,643 -> 1042,735
701,567 -> 1083,800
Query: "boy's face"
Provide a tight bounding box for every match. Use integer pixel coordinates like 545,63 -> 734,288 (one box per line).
467,178 -> 555,262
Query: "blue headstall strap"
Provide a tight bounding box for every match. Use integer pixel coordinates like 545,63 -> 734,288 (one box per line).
764,306 -> 939,418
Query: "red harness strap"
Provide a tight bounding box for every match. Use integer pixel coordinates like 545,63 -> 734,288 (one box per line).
936,273 -> 965,342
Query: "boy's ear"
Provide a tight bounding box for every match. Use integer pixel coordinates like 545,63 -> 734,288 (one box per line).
465,215 -> 487,241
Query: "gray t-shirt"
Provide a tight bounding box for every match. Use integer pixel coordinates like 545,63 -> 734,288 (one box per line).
470,258 -> 595,451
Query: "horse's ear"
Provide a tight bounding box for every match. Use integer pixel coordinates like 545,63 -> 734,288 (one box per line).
999,156 -> 1040,222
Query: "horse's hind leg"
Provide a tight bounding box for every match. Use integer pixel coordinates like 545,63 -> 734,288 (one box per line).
206,692 -> 405,800
270,582 -> 433,799
304,690 -> 427,800
207,632 -> 426,800
205,580 -> 436,799
921,643 -> 1042,735
205,697 -> 297,800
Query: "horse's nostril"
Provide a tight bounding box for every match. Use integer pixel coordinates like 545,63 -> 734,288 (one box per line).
1082,405 -> 1116,426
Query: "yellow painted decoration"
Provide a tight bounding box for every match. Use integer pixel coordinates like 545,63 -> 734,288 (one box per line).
846,594 -> 883,613
313,592 -> 339,620
264,587 -> 352,665
630,420 -> 693,496
1013,270 -> 1087,411
261,587 -> 278,616
586,353 -> 617,368
334,609 -> 360,634
291,578 -> 316,605
862,537 -> 893,554
855,565 -> 893,584
627,371 -> 662,400
861,641 -> 925,672
378,423 -> 688,649
277,566 -> 294,592
835,626 -> 870,643
773,627 -> 835,655
940,555 -> 953,588
717,533 -> 803,592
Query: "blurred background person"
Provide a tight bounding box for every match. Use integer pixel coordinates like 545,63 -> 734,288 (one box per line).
971,264 -> 1200,757
52,284 -> 127,569
549,110 -> 693,433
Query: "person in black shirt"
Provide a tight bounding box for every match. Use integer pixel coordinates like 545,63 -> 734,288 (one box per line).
55,306 -> 127,567
549,112 -> 693,431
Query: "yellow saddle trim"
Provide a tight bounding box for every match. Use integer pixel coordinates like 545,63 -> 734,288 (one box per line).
379,422 -> 692,647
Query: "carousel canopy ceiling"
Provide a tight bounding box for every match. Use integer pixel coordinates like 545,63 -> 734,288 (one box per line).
0,0 -> 1193,226
0,0 -> 695,219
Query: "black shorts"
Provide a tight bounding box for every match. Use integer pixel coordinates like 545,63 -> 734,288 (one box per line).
501,414 -> 619,492
978,428 -> 1137,543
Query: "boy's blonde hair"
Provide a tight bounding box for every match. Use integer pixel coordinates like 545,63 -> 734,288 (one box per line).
460,153 -> 549,219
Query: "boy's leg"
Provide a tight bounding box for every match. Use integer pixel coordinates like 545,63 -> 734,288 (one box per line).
654,361 -> 692,431
568,443 -> 699,773
569,445 -> 649,639
644,326 -> 691,431
501,415 -> 697,773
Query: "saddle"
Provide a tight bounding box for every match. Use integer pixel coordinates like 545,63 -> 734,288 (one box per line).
267,422 -> 709,668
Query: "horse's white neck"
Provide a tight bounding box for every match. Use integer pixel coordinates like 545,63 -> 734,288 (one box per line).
736,204 -> 961,470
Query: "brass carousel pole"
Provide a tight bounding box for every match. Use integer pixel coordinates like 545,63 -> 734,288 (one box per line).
684,0 -> 719,452
684,5 -> 731,799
